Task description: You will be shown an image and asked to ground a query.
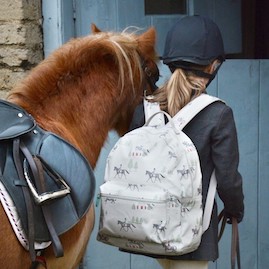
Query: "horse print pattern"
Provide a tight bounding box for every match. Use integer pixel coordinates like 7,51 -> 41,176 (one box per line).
114,164 -> 129,178
153,222 -> 167,233
118,218 -> 136,232
145,169 -> 165,183
98,112 -> 204,255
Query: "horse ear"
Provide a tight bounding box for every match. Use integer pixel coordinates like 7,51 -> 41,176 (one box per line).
91,24 -> 102,34
137,27 -> 157,57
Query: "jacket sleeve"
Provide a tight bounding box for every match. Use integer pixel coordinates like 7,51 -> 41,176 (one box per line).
211,106 -> 244,222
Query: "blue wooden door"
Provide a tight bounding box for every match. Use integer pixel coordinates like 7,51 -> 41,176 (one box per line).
81,60 -> 269,269
52,1 -> 269,268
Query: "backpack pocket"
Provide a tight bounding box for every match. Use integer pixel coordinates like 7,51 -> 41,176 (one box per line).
98,181 -> 183,244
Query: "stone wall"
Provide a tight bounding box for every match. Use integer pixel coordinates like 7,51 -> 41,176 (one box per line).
0,0 -> 43,99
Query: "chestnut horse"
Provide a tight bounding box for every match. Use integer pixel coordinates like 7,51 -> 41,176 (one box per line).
0,25 -> 158,269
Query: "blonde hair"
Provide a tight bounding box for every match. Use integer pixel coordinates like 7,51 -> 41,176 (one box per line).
152,68 -> 209,116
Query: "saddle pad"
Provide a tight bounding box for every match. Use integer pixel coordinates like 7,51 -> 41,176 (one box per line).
0,180 -> 51,250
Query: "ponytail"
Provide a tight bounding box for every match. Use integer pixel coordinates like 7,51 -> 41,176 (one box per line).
151,68 -> 207,116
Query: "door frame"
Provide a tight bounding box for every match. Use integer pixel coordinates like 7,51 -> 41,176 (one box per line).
42,0 -> 75,57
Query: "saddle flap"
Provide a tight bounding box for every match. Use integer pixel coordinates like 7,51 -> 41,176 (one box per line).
0,125 -> 95,242
38,132 -> 95,219
0,100 -> 36,140
28,130 -> 95,240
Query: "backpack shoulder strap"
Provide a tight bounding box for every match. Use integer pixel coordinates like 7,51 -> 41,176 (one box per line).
144,94 -> 223,129
203,171 -> 217,232
175,94 -> 223,232
172,94 -> 223,130
176,95 -> 223,232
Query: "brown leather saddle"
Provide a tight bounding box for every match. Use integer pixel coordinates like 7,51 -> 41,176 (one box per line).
0,99 -> 95,260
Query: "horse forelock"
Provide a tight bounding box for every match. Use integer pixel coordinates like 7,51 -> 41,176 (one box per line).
104,31 -> 144,96
72,31 -> 144,97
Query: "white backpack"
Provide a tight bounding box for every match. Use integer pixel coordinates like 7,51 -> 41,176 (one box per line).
97,94 -> 221,256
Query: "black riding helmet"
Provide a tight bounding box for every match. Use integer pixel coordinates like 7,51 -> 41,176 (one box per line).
162,15 -> 225,82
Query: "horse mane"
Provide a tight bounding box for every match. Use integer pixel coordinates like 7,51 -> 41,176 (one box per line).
6,27 -> 157,165
7,29 -> 149,111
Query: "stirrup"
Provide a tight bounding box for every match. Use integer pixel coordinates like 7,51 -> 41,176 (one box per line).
23,158 -> 71,205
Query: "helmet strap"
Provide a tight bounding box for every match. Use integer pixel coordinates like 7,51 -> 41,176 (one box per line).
168,61 -> 223,87
190,69 -> 213,79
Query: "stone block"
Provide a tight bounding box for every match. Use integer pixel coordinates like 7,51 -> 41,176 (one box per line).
0,22 -> 43,46
0,22 -> 26,45
0,0 -> 41,20
0,1 -> 24,20
22,0 -> 42,20
0,45 -> 43,67
0,47 -> 29,66
0,68 -> 27,92
0,0 -> 43,92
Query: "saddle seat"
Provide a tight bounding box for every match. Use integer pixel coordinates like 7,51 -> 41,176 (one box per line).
0,100 -> 95,258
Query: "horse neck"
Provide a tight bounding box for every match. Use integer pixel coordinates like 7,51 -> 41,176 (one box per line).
7,36 -> 144,167
8,85 -> 122,168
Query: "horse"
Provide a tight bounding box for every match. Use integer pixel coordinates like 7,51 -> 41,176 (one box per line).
145,169 -> 165,183
113,165 -> 129,179
118,220 -> 136,232
0,24 -> 159,269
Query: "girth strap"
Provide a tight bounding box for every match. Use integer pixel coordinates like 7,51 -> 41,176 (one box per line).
12,138 -> 64,261
13,138 -> 36,261
19,140 -> 64,258
33,156 -> 63,257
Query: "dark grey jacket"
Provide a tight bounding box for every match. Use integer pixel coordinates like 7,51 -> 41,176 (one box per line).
128,99 -> 244,261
